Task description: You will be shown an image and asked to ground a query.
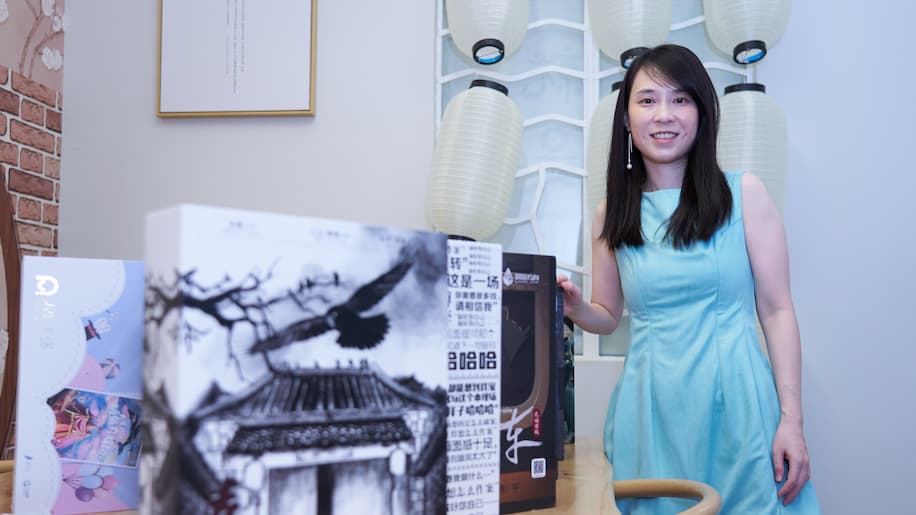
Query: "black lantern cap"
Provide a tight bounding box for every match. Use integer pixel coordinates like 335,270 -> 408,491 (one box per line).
470,79 -> 509,96
620,47 -> 650,69
473,38 -> 506,65
733,40 -> 767,65
724,83 -> 766,95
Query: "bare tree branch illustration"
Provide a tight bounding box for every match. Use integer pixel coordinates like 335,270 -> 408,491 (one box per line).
285,271 -> 340,311
145,266 -> 347,379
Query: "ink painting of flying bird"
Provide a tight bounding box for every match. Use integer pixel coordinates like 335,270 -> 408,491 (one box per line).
249,259 -> 412,354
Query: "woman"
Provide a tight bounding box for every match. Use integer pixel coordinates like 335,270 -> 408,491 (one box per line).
558,45 -> 820,513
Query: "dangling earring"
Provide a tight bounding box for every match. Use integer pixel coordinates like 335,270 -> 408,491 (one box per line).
626,131 -> 633,171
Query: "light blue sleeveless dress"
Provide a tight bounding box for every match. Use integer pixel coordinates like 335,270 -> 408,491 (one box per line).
605,172 -> 821,513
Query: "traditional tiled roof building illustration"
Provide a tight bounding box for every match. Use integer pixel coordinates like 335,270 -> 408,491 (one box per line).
179,359 -> 447,514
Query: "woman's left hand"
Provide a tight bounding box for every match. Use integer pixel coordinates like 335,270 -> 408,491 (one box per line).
772,420 -> 811,506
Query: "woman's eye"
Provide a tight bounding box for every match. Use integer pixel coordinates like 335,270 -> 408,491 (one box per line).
638,98 -> 653,104
674,97 -> 690,104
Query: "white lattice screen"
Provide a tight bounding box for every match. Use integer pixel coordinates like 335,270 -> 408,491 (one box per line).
436,1 -> 758,360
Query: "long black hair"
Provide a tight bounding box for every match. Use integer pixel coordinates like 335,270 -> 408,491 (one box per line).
600,44 -> 732,249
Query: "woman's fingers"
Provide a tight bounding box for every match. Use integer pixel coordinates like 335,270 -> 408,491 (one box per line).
777,450 -> 810,506
772,447 -> 785,482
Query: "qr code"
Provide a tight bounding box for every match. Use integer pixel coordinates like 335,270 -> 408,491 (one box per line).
531,457 -> 546,478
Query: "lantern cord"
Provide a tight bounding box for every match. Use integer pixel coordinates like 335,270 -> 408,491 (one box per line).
747,64 -> 757,84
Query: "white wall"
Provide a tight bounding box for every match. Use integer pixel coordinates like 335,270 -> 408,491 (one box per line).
60,0 -> 436,260
760,2 -> 916,513
574,358 -> 622,441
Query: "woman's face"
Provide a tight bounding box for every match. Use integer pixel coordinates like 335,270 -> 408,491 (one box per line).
626,68 -> 699,173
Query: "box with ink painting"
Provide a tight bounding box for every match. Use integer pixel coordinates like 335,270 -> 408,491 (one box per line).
142,205 -> 450,515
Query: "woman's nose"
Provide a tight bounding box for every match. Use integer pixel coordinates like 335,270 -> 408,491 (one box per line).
653,103 -> 674,122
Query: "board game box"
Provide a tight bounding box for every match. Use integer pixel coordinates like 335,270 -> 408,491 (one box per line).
13,257 -> 145,514
498,252 -> 559,513
141,205 -> 450,515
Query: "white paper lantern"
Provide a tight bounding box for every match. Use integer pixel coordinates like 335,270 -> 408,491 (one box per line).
585,85 -> 621,220
586,0 -> 672,67
446,0 -> 529,65
428,80 -> 523,240
718,83 -> 788,211
703,0 -> 791,64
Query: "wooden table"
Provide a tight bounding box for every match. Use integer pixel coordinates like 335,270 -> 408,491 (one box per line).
0,438 -> 619,514
537,437 -> 621,515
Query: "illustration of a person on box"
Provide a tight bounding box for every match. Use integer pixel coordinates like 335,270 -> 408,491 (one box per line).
48,388 -> 142,467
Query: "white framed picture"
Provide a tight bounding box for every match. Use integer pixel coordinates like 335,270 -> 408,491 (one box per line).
158,0 -> 317,117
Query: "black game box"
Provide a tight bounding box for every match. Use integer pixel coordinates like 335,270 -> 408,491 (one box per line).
498,252 -> 560,513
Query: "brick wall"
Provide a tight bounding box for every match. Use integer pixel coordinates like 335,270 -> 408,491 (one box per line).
0,64 -> 61,257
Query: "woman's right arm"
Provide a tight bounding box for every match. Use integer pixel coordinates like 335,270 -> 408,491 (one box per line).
557,200 -> 625,335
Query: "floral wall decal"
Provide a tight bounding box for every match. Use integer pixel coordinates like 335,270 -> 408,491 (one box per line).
0,0 -> 65,90
23,0 -> 64,75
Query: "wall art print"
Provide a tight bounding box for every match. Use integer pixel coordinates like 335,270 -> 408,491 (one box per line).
158,0 -> 316,117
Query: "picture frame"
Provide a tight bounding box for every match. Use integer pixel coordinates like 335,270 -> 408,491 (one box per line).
157,0 -> 317,118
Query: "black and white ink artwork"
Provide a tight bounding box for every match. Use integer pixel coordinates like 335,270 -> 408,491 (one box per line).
140,214 -> 448,515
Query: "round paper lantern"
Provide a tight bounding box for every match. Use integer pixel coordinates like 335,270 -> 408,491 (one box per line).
585,83 -> 621,220
428,80 -> 523,240
718,83 -> 788,211
389,449 -> 407,476
586,0 -> 672,67
446,0 -> 529,65
703,0 -> 791,64
242,459 -> 267,491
